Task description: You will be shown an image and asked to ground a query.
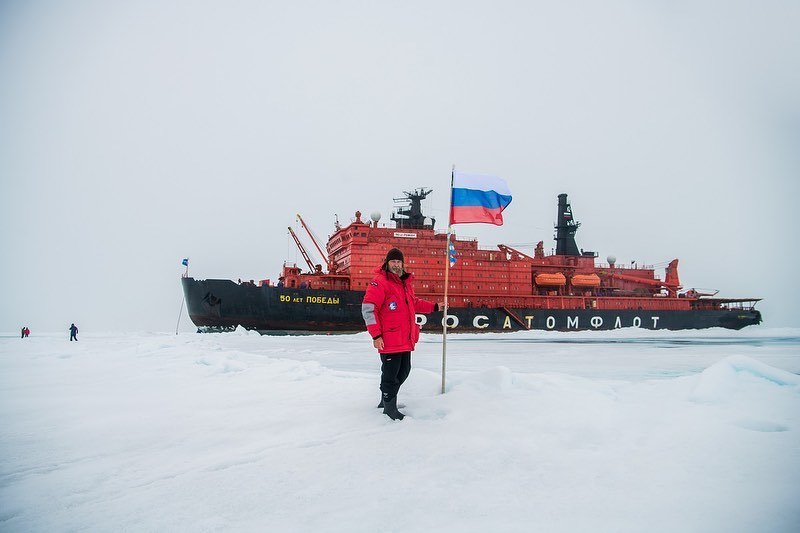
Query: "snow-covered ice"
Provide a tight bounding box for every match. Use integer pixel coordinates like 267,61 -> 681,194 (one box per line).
1,328 -> 798,532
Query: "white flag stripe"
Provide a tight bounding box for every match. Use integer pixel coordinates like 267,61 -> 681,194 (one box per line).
453,171 -> 511,195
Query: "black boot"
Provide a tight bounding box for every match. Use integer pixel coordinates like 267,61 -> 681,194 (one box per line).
382,396 -> 405,421
377,396 -> 405,409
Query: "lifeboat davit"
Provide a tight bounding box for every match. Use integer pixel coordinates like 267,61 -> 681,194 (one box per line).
535,272 -> 566,286
571,274 -> 601,287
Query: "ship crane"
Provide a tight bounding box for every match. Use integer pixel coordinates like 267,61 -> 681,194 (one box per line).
287,226 -> 318,273
601,258 -> 682,297
497,244 -> 535,261
602,270 -> 678,288
296,213 -> 332,272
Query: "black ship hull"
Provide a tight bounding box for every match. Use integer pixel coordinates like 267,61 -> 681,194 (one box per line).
181,278 -> 762,334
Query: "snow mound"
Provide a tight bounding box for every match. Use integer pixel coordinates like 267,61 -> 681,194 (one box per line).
454,365 -> 514,392
691,355 -> 800,403
194,355 -> 246,374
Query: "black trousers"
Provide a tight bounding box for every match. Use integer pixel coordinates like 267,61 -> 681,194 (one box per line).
380,351 -> 411,399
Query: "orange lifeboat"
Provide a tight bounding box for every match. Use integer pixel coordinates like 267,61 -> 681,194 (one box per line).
571,274 -> 601,287
535,272 -> 566,286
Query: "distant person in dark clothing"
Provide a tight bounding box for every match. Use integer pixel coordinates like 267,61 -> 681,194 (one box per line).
21,327 -> 25,339
69,323 -> 78,341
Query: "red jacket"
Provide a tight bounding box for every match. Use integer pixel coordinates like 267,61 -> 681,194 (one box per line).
362,267 -> 436,354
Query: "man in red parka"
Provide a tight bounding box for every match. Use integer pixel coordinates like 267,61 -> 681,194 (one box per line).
362,248 -> 440,420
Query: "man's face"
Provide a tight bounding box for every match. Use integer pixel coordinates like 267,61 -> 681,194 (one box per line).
388,259 -> 404,276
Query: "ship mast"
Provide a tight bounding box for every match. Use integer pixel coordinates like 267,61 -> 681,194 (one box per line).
391,188 -> 436,230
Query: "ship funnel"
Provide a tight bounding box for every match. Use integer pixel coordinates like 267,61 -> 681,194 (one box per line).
555,193 -> 581,256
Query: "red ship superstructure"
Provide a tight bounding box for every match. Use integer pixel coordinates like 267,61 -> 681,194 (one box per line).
281,190 -> 715,314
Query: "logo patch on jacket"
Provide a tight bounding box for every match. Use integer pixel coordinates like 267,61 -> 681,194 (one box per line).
370,281 -> 378,286
388,301 -> 398,311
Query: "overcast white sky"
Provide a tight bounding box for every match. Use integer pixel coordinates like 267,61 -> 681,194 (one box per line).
2,0 -> 799,332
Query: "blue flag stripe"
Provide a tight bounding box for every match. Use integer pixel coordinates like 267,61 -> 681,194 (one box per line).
451,189 -> 512,209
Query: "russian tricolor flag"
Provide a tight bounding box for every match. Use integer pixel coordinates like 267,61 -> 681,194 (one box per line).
449,171 -> 512,226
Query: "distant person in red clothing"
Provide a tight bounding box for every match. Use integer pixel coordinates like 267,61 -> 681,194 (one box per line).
361,248 -> 441,420
23,327 -> 30,338
69,323 -> 78,341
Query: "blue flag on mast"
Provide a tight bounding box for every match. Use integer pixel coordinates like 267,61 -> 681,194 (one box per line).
448,242 -> 457,267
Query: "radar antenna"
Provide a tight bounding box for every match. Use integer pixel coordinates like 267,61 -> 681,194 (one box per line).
390,188 -> 436,230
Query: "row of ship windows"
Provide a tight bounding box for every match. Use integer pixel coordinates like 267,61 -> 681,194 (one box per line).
330,232 -> 368,248
355,270 -> 523,280
352,280 -> 508,290
421,285 -> 508,291
352,256 -> 525,267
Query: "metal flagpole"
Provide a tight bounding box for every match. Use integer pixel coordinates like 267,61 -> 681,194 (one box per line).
442,166 -> 454,394
175,297 -> 184,335
177,258 -> 189,335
